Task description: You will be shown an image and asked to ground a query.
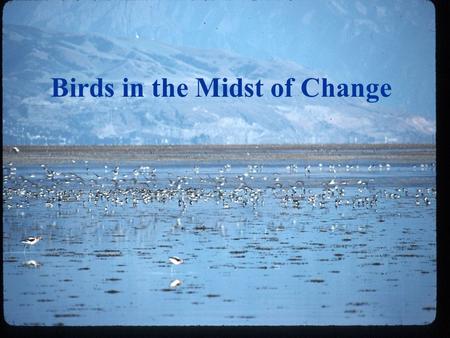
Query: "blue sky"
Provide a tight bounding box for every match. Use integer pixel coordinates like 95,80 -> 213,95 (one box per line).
4,0 -> 435,121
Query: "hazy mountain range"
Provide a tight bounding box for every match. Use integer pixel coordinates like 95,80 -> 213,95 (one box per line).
3,24 -> 435,145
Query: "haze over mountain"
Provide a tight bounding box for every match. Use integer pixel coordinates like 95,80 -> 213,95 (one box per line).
2,0 -> 435,145
3,24 -> 435,145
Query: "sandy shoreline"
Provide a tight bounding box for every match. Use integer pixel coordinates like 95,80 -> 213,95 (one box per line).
2,144 -> 436,164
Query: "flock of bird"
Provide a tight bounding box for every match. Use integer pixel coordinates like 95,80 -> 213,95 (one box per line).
4,156 -> 435,277
3,160 -> 435,212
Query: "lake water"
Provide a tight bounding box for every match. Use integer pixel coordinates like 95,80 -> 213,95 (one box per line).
3,146 -> 436,325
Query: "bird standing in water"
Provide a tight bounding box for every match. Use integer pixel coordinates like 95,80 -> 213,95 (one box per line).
169,256 -> 183,265
169,256 -> 183,275
21,236 -> 42,253
22,236 -> 42,246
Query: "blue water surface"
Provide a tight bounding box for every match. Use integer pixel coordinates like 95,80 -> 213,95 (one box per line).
3,158 -> 436,325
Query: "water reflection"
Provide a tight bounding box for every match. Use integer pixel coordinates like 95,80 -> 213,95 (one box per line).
23,259 -> 41,268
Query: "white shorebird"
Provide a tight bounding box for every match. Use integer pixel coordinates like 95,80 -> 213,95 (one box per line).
169,256 -> 183,265
169,279 -> 182,288
21,236 -> 42,246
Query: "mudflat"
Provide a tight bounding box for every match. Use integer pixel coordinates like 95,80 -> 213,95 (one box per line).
2,144 -> 436,165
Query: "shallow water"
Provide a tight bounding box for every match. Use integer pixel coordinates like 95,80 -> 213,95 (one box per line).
3,151 -> 436,325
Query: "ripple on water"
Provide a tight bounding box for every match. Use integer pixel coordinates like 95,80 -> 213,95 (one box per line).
237,315 -> 255,319
54,313 -> 80,318
308,279 -> 325,283
422,306 -> 435,311
94,249 -> 122,257
4,258 -> 18,263
347,302 -> 369,306
161,288 -> 175,292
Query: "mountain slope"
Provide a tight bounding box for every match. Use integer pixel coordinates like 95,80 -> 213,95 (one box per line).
3,24 -> 435,145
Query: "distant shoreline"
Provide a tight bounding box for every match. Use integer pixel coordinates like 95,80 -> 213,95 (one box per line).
3,144 -> 436,165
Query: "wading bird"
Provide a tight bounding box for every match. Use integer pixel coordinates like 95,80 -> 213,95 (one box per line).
169,256 -> 183,265
21,236 -> 42,247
